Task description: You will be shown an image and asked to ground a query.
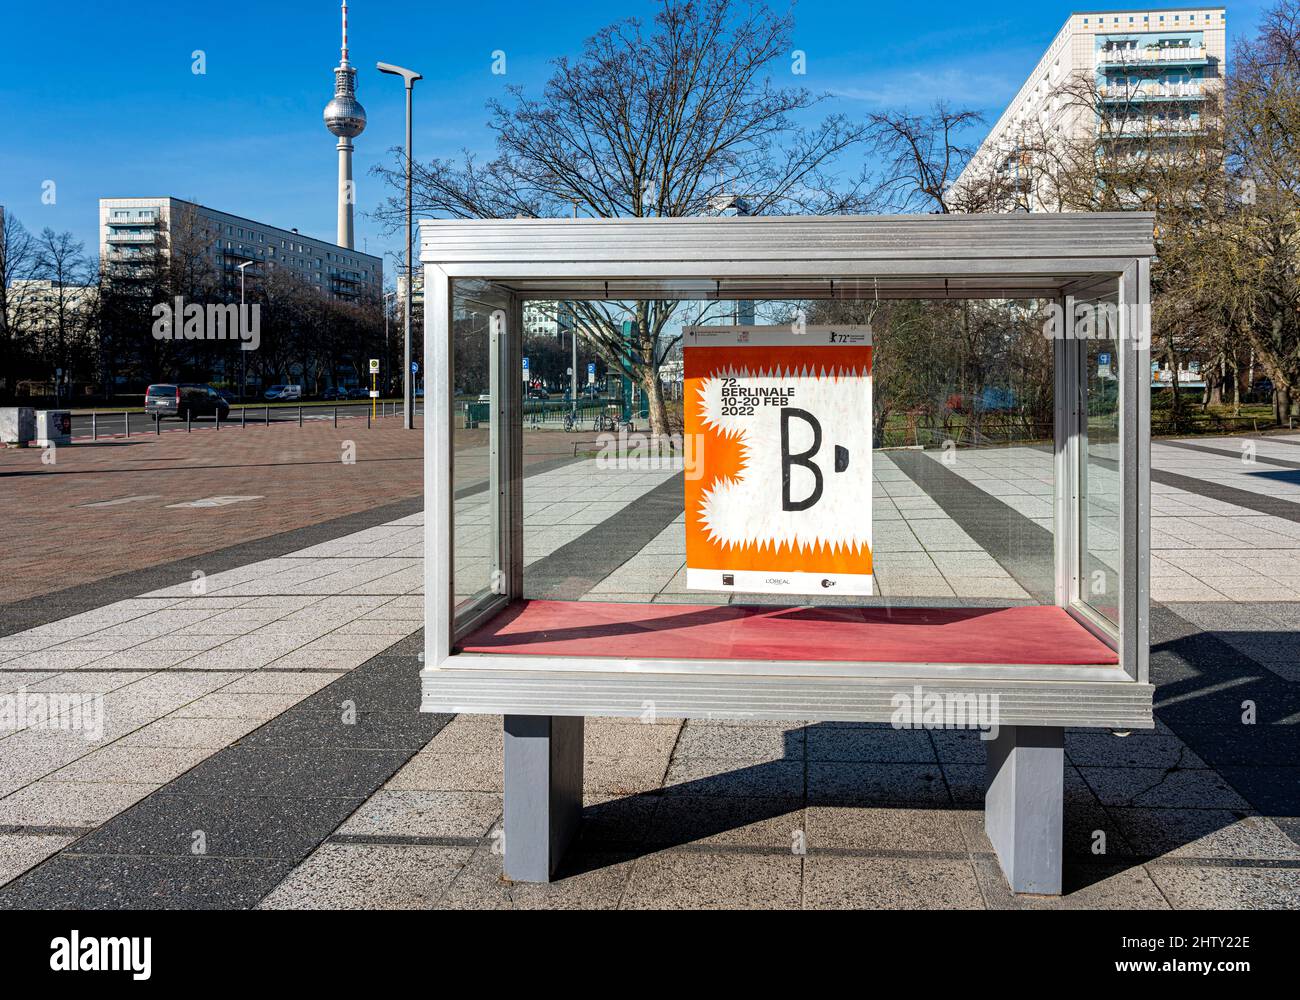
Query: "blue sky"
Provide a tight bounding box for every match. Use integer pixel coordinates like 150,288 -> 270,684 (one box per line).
1,0 -> 1272,285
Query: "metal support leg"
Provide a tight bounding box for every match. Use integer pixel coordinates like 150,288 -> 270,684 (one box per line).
503,715 -> 583,882
985,725 -> 1064,895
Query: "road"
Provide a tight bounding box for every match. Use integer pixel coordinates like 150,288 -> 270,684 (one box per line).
69,402 -> 424,438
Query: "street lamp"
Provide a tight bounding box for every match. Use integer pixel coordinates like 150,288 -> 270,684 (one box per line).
377,61 -> 422,430
384,289 -> 395,395
237,260 -> 256,401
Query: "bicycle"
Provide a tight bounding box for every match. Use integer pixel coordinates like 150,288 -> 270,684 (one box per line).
562,411 -> 579,433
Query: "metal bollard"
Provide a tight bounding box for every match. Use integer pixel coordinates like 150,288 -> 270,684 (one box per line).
264,406 -> 270,426
241,406 -> 246,428
125,411 -> 130,438
216,408 -> 221,430
367,407 -> 371,429
186,411 -> 192,433
155,413 -> 160,436
298,405 -> 303,427
334,406 -> 338,428
91,412 -> 97,441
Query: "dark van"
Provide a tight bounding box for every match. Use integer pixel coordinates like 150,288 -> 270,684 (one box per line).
144,383 -> 231,421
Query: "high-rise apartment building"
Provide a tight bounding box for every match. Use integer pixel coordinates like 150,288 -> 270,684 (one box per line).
98,197 -> 382,302
523,301 -> 576,342
955,8 -> 1227,210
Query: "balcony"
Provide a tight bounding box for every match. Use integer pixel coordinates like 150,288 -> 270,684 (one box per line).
106,217 -> 160,228
1103,117 -> 1204,138
104,230 -> 158,244
1097,46 -> 1207,68
1098,82 -> 1204,101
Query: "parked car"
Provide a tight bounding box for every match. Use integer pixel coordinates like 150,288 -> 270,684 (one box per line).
277,384 -> 303,401
145,383 -> 231,421
213,387 -> 237,403
527,388 -> 550,400
322,386 -> 350,401
346,386 -> 370,400
264,385 -> 286,400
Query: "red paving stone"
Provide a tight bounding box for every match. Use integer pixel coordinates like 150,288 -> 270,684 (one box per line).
0,420 -> 423,604
0,420 -> 587,605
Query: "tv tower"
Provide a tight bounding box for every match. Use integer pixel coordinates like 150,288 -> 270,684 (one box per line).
323,1 -> 366,249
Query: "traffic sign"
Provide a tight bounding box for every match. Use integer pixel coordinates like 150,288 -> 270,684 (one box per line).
587,362 -> 596,384
369,358 -> 380,374
411,361 -> 419,374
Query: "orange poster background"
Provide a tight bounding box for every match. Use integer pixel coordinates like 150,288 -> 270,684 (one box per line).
684,344 -> 874,576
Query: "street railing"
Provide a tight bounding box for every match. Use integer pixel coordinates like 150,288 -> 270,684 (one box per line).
79,401 -> 414,440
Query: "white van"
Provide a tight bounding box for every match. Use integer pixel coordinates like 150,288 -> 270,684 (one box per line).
275,385 -> 303,401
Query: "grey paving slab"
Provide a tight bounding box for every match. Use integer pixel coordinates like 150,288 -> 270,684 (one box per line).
1109,808 -> 1300,861
236,711 -> 437,751
436,847 -> 633,910
160,746 -> 413,799
672,723 -> 799,762
585,756 -> 673,800
971,856 -> 1170,910
336,790 -> 501,839
0,781 -> 160,827
115,717 -> 265,750
621,850 -> 802,910
663,757 -> 804,799
576,794 -> 662,846
1065,731 -> 1208,770
47,746 -> 213,785
256,843 -> 473,910
386,752 -> 503,793
0,854 -> 295,910
803,855 -> 984,909
806,762 -> 950,806
71,795 -> 363,861
806,726 -> 937,763
0,833 -> 79,888
1078,766 -> 1253,810
1147,862 -> 1300,909
648,796 -> 804,849
804,805 -> 967,853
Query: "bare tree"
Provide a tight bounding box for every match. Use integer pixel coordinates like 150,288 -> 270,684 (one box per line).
1225,0 -> 1300,421
0,208 -> 39,400
373,0 -> 870,435
862,102 -> 984,213
33,227 -> 94,401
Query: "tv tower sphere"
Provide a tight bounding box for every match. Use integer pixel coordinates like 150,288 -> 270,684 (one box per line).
324,1 -> 366,138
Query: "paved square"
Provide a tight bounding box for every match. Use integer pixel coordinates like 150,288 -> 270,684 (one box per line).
1,430 -> 1298,908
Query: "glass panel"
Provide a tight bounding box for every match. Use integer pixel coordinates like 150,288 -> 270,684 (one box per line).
451,281 -> 503,615
517,298 -> 1057,611
1079,294 -> 1121,626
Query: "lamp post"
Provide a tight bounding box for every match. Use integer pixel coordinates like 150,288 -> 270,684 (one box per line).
384,289 -> 395,396
237,260 -> 255,401
377,61 -> 422,430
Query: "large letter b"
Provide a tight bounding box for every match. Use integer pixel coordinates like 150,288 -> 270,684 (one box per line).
781,408 -> 823,512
